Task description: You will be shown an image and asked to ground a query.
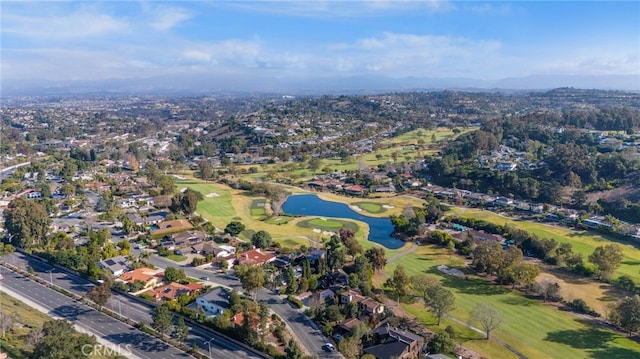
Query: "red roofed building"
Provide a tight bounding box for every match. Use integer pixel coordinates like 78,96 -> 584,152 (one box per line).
118,268 -> 164,289
235,248 -> 276,267
344,185 -> 366,196
149,282 -> 203,301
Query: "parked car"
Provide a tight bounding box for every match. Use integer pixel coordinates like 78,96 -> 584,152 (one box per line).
322,343 -> 335,352
200,276 -> 210,281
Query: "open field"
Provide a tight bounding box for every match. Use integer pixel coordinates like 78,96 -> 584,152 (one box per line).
383,245 -> 640,359
451,207 -> 640,284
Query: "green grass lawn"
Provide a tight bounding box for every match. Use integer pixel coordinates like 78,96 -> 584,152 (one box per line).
264,215 -> 295,225
353,202 -> 386,214
297,217 -> 359,233
307,218 -> 345,228
250,198 -> 267,216
385,245 -> 640,359
165,254 -> 187,262
176,179 -> 236,217
451,207 -> 640,284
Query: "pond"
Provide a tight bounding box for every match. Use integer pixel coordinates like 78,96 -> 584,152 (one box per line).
282,194 -> 404,249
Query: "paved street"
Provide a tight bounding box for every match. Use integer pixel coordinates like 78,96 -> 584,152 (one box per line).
2,252 -> 264,359
0,265 -> 189,359
144,253 -> 343,359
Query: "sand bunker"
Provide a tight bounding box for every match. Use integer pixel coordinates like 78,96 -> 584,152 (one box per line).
312,228 -> 322,233
382,205 -> 395,209
206,193 -> 220,198
437,265 -> 464,277
352,206 -> 363,212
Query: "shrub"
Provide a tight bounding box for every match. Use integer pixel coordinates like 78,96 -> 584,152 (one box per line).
568,298 -> 601,317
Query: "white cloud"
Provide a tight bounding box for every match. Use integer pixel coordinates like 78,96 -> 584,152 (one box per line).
148,5 -> 193,31
1,10 -> 128,39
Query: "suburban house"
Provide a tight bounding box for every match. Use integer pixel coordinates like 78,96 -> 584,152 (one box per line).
118,268 -> 164,289
339,288 -> 385,315
364,325 -> 424,359
235,248 -> 276,267
97,256 -> 129,276
195,287 -> 230,317
305,288 -> 335,308
453,229 -> 504,243
344,184 -> 366,196
172,230 -> 207,247
149,282 -> 203,301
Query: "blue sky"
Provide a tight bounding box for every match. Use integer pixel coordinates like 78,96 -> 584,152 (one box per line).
1,1 -> 639,91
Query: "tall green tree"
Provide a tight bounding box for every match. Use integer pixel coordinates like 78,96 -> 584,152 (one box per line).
173,317 -> 189,343
32,319 -> 97,359
152,304 -> 174,337
251,230 -> 272,249
425,286 -> 456,326
589,244 -> 623,280
386,265 -> 410,300
235,264 -> 265,299
611,295 -> 640,335
164,267 -> 187,283
4,198 -> 51,248
365,247 -> 386,272
224,221 -> 246,236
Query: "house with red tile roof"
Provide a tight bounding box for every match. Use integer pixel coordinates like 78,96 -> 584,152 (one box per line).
118,268 -> 164,289
235,248 -> 276,267
149,282 -> 203,301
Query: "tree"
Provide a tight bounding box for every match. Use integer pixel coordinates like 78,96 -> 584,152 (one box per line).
611,295 -> 640,335
285,339 -> 303,359
425,286 -> 456,326
180,190 -> 199,215
326,234 -> 346,270
164,266 -> 187,283
251,230 -> 272,249
338,336 -> 361,359
235,264 -> 265,299
387,265 -> 410,299
152,304 -> 174,337
503,262 -> 540,289
471,303 -> 503,340
427,330 -> 455,354
533,280 -> 562,302
340,229 -> 363,256
173,317 -> 189,343
4,198 -> 51,248
410,274 -> 440,299
284,264 -> 298,294
589,244 -> 623,280
85,282 -> 111,307
32,319 -> 97,359
224,221 -> 246,236
365,247 -> 386,272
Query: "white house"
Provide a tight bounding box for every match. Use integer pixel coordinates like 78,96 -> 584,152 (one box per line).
195,287 -> 230,317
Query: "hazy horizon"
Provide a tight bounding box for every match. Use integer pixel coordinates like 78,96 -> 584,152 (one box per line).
2,1 -> 639,96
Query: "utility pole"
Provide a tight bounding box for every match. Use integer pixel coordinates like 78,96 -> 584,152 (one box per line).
204,337 -> 215,359
47,268 -> 54,286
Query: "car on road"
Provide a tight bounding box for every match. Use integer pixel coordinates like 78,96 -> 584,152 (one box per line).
200,276 -> 210,281
0,274 -> 4,280
322,343 -> 335,352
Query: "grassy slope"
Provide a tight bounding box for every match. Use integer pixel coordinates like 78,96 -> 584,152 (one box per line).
0,292 -> 117,359
384,246 -> 640,359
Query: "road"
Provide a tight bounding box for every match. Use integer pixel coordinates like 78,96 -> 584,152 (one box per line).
0,264 -> 189,359
142,252 -> 343,358
3,252 -> 264,359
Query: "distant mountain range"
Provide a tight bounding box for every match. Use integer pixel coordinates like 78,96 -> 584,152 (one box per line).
2,73 -> 638,97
